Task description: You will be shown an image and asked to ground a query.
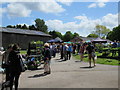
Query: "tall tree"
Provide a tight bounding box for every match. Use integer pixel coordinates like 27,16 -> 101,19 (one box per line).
49,30 -> 63,39
29,25 -> 36,30
107,25 -> 120,41
63,31 -> 73,42
35,18 -> 48,33
21,24 -> 28,29
87,34 -> 99,38
73,32 -> 79,38
7,25 -> 15,28
94,25 -> 110,38
16,24 -> 22,29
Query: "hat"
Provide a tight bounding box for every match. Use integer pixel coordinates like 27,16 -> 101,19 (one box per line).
44,43 -> 49,47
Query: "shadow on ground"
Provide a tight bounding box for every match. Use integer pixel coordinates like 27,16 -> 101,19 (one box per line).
28,73 -> 48,78
28,67 -> 44,71
80,66 -> 95,69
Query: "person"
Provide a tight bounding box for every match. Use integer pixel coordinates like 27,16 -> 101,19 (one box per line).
63,44 -> 68,61
79,43 -> 86,62
77,43 -> 80,54
73,44 -> 76,54
43,43 -> 51,74
112,40 -> 117,48
117,41 -> 120,57
8,44 -> 23,90
51,43 -> 57,57
86,42 -> 96,67
67,44 -> 73,60
2,45 -> 13,82
112,40 -> 117,56
60,43 -> 64,59
117,41 -> 120,47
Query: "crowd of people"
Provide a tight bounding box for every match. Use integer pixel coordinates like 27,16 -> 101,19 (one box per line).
48,42 -> 96,67
2,40 -> 120,89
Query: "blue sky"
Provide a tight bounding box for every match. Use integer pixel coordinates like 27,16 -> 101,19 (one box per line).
0,0 -> 118,36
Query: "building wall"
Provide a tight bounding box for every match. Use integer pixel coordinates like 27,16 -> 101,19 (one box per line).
0,32 -> 2,47
2,32 -> 51,49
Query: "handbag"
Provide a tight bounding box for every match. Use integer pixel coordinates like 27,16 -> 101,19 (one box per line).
2,63 -> 9,68
19,55 -> 26,72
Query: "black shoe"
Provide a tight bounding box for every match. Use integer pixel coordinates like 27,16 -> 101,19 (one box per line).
47,72 -> 51,74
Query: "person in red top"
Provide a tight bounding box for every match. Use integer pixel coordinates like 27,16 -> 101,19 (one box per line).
79,43 -> 86,62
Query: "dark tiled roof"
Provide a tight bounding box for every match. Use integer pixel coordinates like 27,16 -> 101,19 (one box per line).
0,27 -> 51,37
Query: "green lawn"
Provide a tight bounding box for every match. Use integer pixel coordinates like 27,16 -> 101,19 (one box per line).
73,53 -> 120,66
20,50 -> 27,54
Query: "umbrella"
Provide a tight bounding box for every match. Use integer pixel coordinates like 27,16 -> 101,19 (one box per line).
92,37 -> 107,43
64,42 -> 73,44
85,40 -> 91,43
47,39 -> 60,43
55,37 -> 63,42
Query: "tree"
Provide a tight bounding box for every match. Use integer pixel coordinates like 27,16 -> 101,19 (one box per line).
21,24 -> 28,29
107,25 -> 120,41
49,30 -> 63,39
35,18 -> 48,33
16,24 -> 22,29
63,31 -> 73,42
29,25 -> 36,30
73,32 -> 79,39
87,34 -> 99,38
94,25 -> 110,38
7,25 -> 15,28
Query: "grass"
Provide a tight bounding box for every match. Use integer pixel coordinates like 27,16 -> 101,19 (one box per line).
73,53 -> 120,66
20,50 -> 27,54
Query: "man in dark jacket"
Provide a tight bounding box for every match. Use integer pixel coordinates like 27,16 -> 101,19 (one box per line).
8,44 -> 22,90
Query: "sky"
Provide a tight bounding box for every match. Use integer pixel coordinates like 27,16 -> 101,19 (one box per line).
0,0 -> 119,37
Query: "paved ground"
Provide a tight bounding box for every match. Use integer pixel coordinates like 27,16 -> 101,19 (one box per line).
0,53 -> 119,88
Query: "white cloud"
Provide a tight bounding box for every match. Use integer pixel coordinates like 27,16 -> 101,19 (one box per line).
88,2 -> 106,8
74,15 -> 88,22
88,3 -> 97,8
56,0 -> 74,6
6,3 -> 31,17
98,2 -> 106,7
102,13 -> 118,28
45,13 -> 118,36
88,0 -> 109,8
1,1 -> 65,17
97,0 -> 109,2
37,2 -> 65,14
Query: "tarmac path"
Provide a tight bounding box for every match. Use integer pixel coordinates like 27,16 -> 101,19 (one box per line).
0,53 -> 119,88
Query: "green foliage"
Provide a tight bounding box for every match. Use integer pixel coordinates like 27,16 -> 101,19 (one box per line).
107,25 -> 120,41
94,25 -> 110,38
16,24 -> 22,29
29,25 -> 36,30
63,31 -> 73,42
49,30 -> 63,39
87,34 -> 99,38
21,24 -> 28,29
20,50 -> 27,54
7,25 -> 15,28
73,32 -> 79,39
30,40 -> 43,45
35,18 -> 48,33
36,41 -> 43,44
